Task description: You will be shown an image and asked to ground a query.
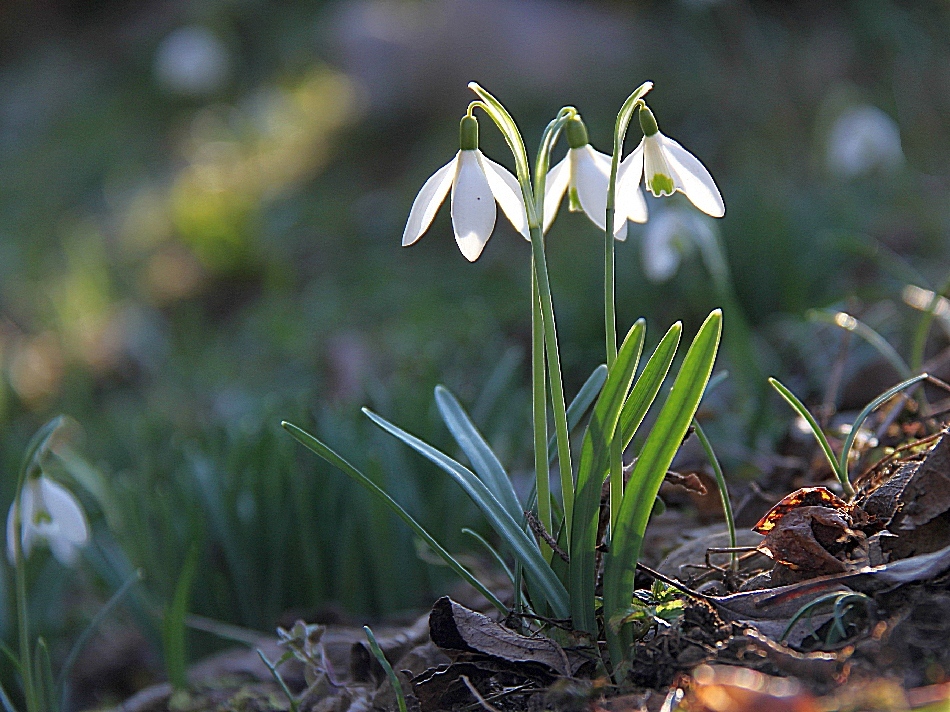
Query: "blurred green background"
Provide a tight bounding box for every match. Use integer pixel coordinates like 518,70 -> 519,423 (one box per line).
2,0 -> 950,704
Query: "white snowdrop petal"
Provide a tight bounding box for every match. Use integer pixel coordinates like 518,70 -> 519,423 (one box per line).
6,501 -> 17,564
479,152 -> 529,238
616,143 -> 648,227
402,154 -> 459,247
18,482 -> 38,560
642,135 -> 676,197
572,146 -> 611,232
451,150 -> 497,261
542,155 -> 571,234
40,477 -> 89,548
661,135 -> 725,218
50,535 -> 79,567
613,218 -> 629,242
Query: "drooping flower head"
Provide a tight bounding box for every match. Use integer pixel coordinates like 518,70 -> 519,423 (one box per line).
6,475 -> 89,566
402,114 -> 528,262
619,105 -> 725,219
543,115 -> 647,239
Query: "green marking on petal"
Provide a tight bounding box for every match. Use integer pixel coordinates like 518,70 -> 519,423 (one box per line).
568,186 -> 582,212
649,173 -> 675,196
34,510 -> 53,525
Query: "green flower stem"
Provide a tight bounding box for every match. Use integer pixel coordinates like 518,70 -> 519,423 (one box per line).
531,266 -> 552,561
468,83 -> 575,538
529,223 -> 574,537
15,519 -> 36,712
605,82 -> 652,531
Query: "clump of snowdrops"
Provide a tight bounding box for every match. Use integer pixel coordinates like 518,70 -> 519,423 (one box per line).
284,81 -> 726,677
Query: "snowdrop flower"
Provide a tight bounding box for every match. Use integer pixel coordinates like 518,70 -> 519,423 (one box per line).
619,106 -> 725,218
402,114 -> 528,262
827,104 -> 903,178
544,115 -> 646,239
6,476 -> 89,566
640,206 -> 724,283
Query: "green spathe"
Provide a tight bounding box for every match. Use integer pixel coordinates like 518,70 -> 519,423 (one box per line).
566,115 -> 590,149
638,105 -> 660,137
459,114 -> 479,151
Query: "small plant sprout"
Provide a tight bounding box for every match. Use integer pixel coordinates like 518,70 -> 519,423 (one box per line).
4,418 -> 99,712
543,114 -> 645,237
6,474 -> 89,566
618,105 -> 725,218
402,111 -> 528,262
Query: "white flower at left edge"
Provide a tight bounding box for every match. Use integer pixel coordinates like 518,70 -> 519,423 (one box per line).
6,476 -> 89,566
403,115 -> 527,262
619,106 -> 725,219
544,115 -> 647,239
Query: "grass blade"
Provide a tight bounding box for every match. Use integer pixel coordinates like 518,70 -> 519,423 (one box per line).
364,627 -> 408,712
619,322 -> 683,449
604,310 -> 721,672
163,543 -> 200,690
839,373 -> 929,478
0,681 -> 16,712
692,420 -> 736,570
768,378 -> 851,496
462,528 -> 514,584
808,309 -> 912,379
568,320 -> 645,633
58,569 -> 143,706
282,421 -> 506,613
361,409 -> 569,619
435,386 -> 524,527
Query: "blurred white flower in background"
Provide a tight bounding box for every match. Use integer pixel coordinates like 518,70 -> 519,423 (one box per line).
154,26 -> 230,96
6,476 -> 89,566
640,205 -> 725,284
826,104 -> 903,177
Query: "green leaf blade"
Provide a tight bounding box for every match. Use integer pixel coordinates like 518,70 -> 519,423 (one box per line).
603,310 -> 722,670
568,319 -> 645,633
281,421 -> 506,613
619,321 -> 683,449
358,411 -> 570,619
434,386 -> 524,528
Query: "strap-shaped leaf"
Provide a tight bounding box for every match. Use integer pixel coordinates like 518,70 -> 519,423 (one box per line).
281,421 -> 506,613
547,364 -> 608,464
619,322 -> 682,449
603,310 -> 721,669
568,319 -> 645,633
435,386 -> 524,528
360,409 -> 570,619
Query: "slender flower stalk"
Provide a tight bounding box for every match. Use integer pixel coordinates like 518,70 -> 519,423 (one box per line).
530,268 -> 551,560
468,82 -> 576,538
604,82 -> 653,531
